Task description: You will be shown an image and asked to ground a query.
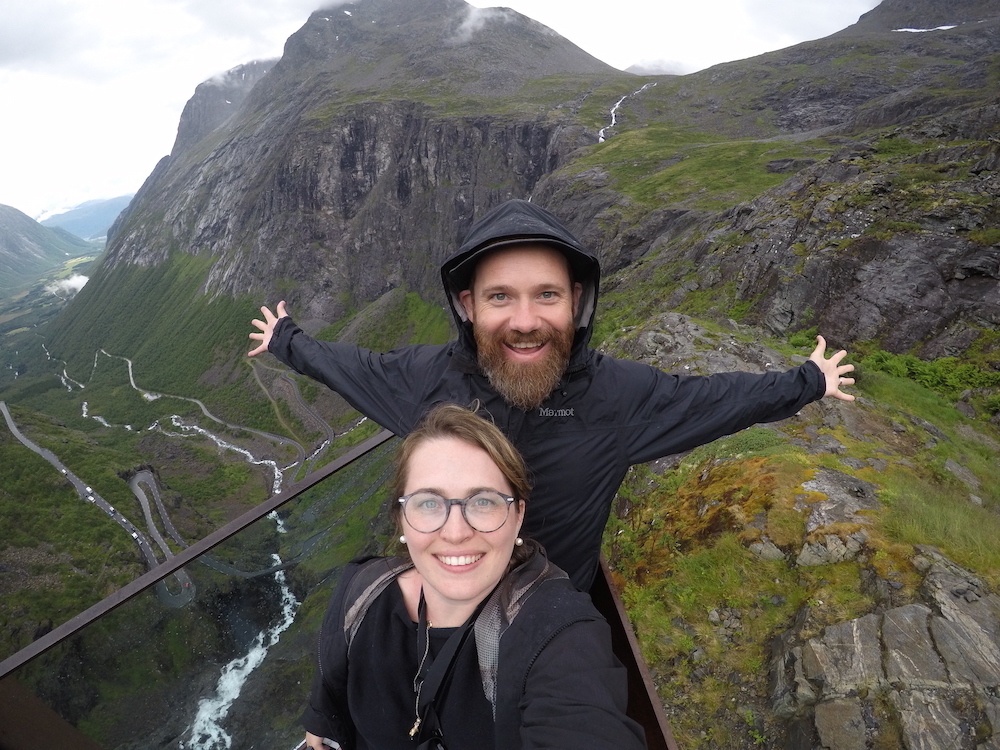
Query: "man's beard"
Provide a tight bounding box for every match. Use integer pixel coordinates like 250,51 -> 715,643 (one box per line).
475,323 -> 575,410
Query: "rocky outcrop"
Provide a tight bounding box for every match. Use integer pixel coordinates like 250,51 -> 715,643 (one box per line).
171,60 -> 277,154
661,110 -> 1000,355
772,547 -> 1000,749
731,428 -> 1000,749
604,313 -> 1000,747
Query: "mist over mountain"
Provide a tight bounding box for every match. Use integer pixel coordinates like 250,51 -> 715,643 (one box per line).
0,204 -> 98,294
171,60 -> 278,155
4,0 -> 1000,747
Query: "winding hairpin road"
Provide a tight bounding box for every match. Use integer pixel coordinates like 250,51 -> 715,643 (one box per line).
3,344 -> 379,606
1,401 -> 194,606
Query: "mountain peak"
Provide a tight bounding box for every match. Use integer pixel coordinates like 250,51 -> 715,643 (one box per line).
172,59 -> 277,154
841,0 -> 999,34
268,0 -> 619,96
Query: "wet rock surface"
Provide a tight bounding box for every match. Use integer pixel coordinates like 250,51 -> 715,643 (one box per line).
771,547 -> 1000,749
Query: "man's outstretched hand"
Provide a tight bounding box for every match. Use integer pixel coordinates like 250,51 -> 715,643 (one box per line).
248,301 -> 289,357
809,335 -> 855,402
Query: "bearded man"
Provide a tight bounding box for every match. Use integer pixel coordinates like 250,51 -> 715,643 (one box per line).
250,199 -> 855,590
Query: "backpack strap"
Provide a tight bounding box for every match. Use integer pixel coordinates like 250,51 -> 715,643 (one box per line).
472,540 -> 568,716
342,556 -> 412,648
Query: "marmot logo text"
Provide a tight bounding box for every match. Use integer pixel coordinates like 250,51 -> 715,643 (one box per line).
538,407 -> 575,418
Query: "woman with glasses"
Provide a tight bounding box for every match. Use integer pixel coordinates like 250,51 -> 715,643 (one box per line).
302,403 -> 645,750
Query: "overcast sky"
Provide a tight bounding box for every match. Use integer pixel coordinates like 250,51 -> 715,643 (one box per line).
0,0 -> 881,220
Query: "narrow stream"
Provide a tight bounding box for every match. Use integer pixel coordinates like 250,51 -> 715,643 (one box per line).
180,552 -> 300,749
153,414 -> 286,493
598,81 -> 657,142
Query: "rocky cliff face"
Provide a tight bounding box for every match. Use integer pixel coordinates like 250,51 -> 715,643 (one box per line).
102,0 -> 622,323
170,60 -> 277,155
701,114 -> 1000,355
81,0 -> 1000,350
693,0 -> 1000,358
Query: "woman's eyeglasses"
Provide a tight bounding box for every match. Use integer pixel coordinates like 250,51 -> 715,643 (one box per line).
398,490 -> 516,533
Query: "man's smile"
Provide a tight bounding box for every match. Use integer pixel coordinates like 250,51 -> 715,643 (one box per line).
503,335 -> 549,359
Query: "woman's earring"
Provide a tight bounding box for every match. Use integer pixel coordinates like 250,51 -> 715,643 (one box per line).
514,537 -> 523,546
399,535 -> 407,544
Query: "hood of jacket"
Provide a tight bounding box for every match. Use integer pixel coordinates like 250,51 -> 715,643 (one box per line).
441,199 -> 601,361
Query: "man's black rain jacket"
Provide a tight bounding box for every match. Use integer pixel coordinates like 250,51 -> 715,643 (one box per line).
268,199 -> 825,590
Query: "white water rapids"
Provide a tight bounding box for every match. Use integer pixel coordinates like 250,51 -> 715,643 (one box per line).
180,553 -> 300,749
155,414 -> 285,493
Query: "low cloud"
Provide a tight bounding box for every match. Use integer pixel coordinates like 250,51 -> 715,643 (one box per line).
45,274 -> 88,297
627,58 -> 690,75
452,7 -> 515,45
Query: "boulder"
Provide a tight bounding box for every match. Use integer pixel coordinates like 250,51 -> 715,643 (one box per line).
772,548 -> 1000,749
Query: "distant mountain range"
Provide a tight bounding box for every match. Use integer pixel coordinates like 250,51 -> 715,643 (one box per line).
0,195 -> 128,296
0,204 -> 100,295
39,195 -> 134,242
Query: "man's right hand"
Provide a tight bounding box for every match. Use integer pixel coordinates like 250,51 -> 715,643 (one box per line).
248,301 -> 289,357
809,334 -> 855,402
